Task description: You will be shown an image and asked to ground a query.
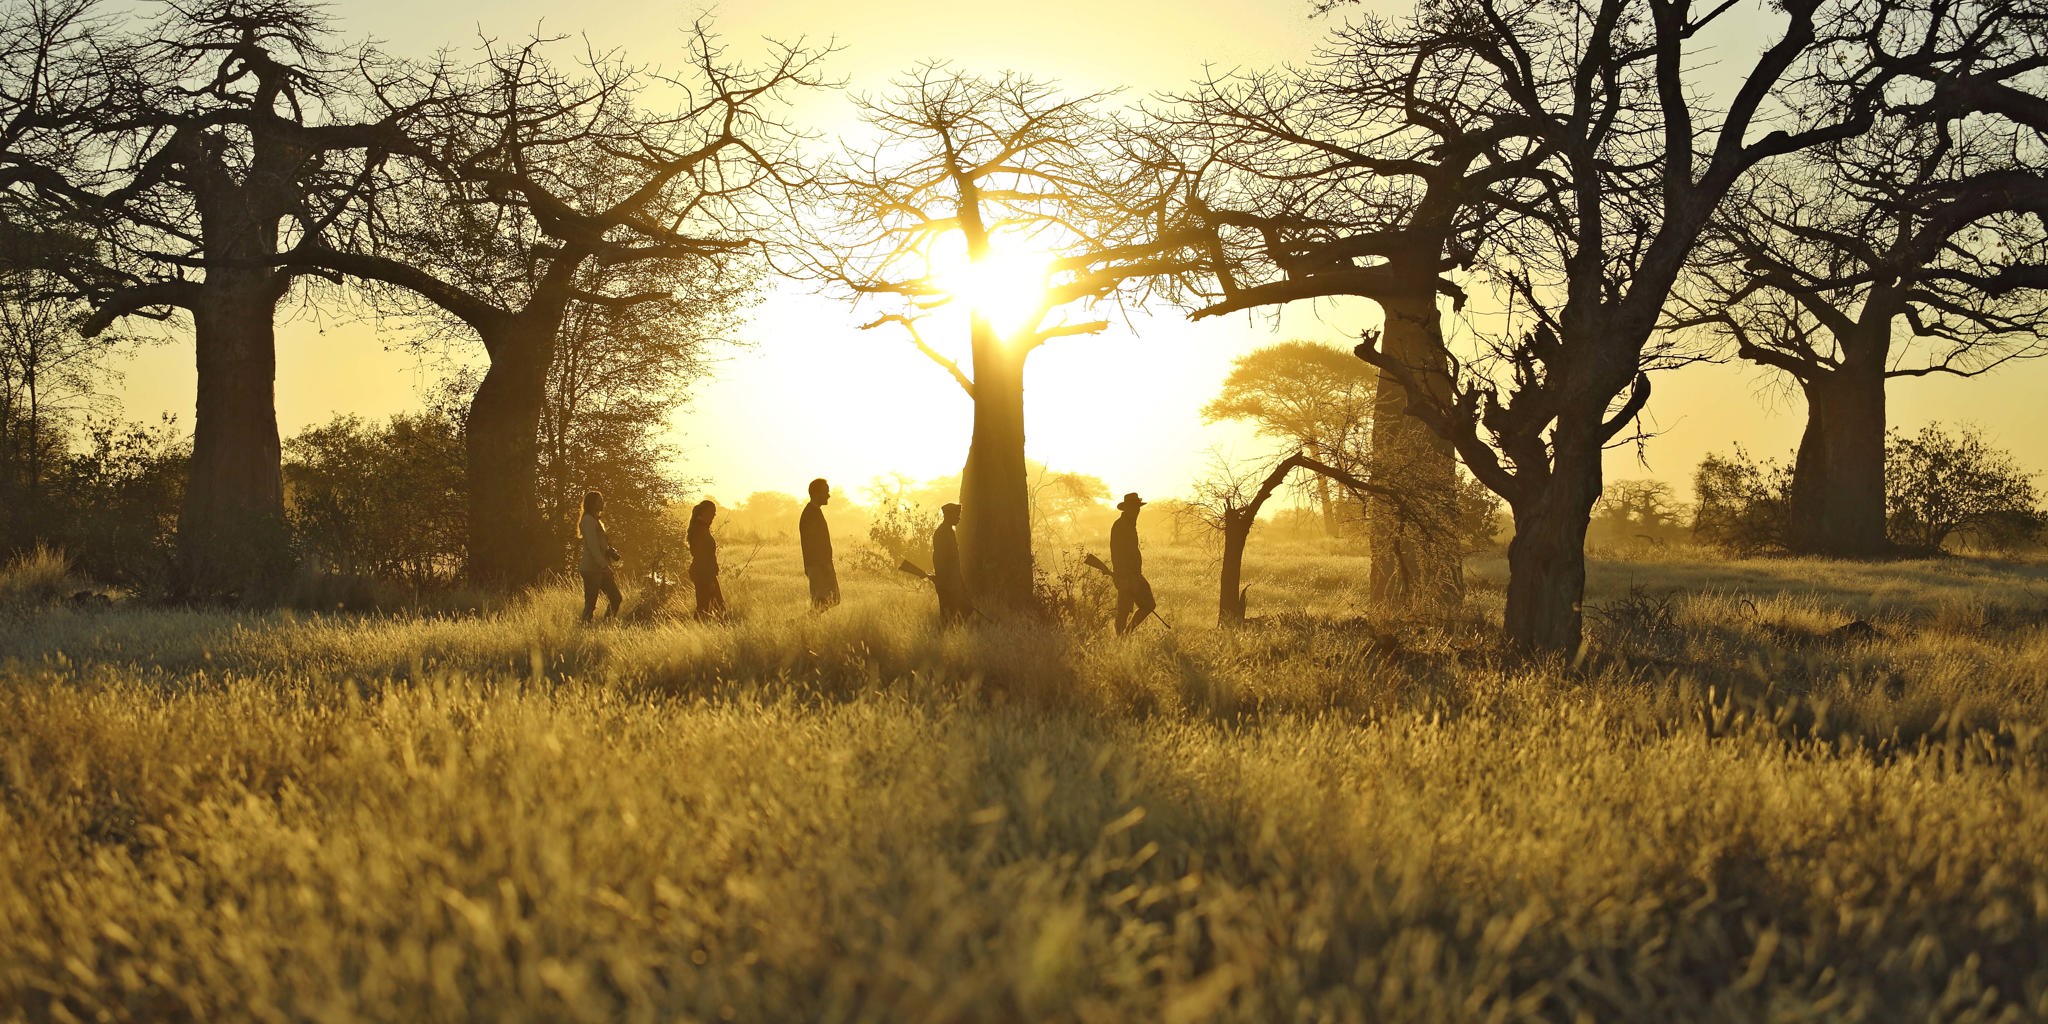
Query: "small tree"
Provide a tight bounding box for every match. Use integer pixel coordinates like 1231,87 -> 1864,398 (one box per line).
1591,479 -> 1687,548
1186,449 -> 1403,626
1886,424 -> 2042,553
1201,341 -> 1375,537
0,228 -> 116,552
1692,449 -> 1794,555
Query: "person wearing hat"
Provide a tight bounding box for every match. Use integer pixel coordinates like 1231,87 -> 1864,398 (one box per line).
800,477 -> 841,611
1111,492 -> 1158,633
932,501 -> 969,625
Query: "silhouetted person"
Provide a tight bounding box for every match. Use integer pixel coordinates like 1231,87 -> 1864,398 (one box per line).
687,499 -> 726,621
579,489 -> 622,622
1111,491 -> 1157,634
800,477 -> 840,610
932,501 -> 968,625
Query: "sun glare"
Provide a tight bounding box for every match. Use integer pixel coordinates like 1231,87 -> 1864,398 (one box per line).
927,231 -> 1056,339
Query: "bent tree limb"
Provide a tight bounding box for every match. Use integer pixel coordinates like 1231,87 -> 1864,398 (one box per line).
1215,450 -> 1414,626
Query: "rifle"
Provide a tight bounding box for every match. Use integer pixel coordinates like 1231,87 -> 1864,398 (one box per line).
900,557 -> 989,624
1080,552 -> 1172,631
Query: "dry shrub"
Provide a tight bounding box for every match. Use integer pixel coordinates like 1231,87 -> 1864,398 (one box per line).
0,545 -> 77,610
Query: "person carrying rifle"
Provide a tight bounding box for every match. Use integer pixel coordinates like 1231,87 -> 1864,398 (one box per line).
932,502 -> 969,625
1110,492 -> 1157,634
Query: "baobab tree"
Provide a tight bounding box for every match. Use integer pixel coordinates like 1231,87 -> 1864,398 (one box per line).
1174,0 -> 1879,653
302,28 -> 818,586
1674,115 -> 2048,557
1157,29 -> 1559,609
801,67 -> 1202,612
5,0 -> 440,595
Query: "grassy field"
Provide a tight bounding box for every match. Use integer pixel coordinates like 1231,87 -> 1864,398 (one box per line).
5,540 -> 2048,1021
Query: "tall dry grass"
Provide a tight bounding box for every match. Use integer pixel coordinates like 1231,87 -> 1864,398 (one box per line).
3,541 -> 2047,1021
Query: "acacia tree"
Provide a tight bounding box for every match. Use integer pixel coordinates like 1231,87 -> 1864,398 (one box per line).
1674,114 -> 2048,557
803,67 -> 1201,612
1201,341 -> 1375,537
1174,0 -> 1877,653
9,0 -> 441,595
303,29 -> 816,586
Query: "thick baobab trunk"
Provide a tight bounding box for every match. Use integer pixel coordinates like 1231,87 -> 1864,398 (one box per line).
1369,289 -> 1462,608
176,271 -> 288,598
958,322 -> 1034,612
1502,420 -> 1603,654
466,325 -> 556,588
1787,364 -> 1890,557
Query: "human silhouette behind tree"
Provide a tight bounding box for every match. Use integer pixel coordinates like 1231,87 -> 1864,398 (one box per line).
687,499 -> 725,621
1110,492 -> 1157,634
800,478 -> 839,611
932,501 -> 968,625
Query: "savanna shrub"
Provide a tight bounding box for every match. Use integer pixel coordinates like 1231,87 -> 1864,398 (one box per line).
1691,446 -> 1792,554
285,412 -> 467,586
45,416 -> 187,590
1033,547 -> 1115,632
1886,423 -> 2043,554
0,544 -> 74,608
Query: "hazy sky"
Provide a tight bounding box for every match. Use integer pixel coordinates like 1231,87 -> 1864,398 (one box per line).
107,0 -> 2048,507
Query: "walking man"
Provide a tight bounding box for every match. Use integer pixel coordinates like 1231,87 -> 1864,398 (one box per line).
1111,491 -> 1157,633
800,477 -> 840,611
932,501 -> 968,625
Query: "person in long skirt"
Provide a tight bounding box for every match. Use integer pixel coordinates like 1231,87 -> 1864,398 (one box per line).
687,499 -> 726,620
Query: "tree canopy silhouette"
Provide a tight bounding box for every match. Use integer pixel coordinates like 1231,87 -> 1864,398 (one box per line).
797,66 -> 1204,613
297,25 -> 822,586
4,0 -> 443,595
1168,0 -> 1882,652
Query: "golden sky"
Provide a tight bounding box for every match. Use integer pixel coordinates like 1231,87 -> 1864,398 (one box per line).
108,0 -> 2048,507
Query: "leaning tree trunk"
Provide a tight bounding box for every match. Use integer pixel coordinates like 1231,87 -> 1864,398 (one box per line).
1369,289 -> 1463,609
1218,507 -> 1254,626
176,269 -> 289,599
465,323 -> 556,589
958,319 -> 1035,613
1787,361 -> 1890,557
1502,415 -> 1604,655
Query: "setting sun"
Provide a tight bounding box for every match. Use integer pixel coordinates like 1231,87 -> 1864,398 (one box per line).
926,229 -> 1057,339
12,0 -> 2048,1016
